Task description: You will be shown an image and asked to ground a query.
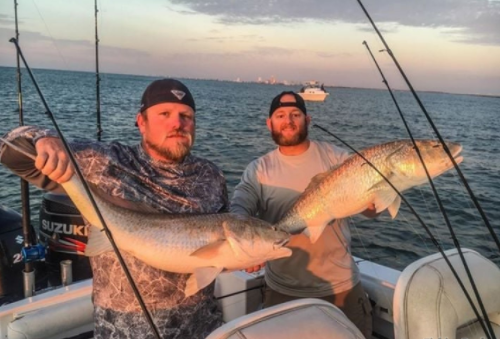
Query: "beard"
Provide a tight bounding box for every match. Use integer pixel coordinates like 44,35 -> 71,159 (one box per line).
145,130 -> 194,163
271,122 -> 308,146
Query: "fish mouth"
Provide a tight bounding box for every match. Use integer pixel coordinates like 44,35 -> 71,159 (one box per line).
273,238 -> 290,249
420,141 -> 463,179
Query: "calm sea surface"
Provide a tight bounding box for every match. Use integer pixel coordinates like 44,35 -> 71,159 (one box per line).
1,66 -> 499,270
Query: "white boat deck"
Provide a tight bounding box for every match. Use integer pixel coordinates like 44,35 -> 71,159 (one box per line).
0,256 -> 400,339
3,249 -> 499,339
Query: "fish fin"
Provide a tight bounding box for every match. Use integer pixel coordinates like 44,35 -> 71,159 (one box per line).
303,171 -> 330,195
367,171 -> 397,193
385,144 -> 408,167
270,247 -> 293,260
302,228 -> 311,238
301,223 -> 328,244
372,190 -> 399,214
222,221 -> 250,258
227,236 -> 249,258
84,225 -> 112,256
387,195 -> 402,219
189,240 -> 227,259
184,267 -> 223,297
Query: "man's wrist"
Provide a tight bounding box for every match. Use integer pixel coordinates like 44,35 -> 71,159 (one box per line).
33,134 -> 59,145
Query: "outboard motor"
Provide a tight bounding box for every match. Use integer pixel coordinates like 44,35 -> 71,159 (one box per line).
0,205 -> 43,305
39,192 -> 92,286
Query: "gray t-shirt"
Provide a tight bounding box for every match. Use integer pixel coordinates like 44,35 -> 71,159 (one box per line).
231,140 -> 359,297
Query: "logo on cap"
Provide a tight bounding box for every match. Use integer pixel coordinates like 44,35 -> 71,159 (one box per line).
171,90 -> 186,101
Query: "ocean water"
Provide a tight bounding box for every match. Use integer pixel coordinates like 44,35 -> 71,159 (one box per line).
0,66 -> 499,270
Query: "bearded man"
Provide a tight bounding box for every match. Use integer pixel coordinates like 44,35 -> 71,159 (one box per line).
230,91 -> 373,337
0,79 -> 227,338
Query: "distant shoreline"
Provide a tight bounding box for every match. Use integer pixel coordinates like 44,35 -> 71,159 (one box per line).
1,65 -> 498,99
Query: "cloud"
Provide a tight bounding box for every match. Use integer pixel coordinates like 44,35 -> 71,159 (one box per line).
0,28 -> 50,46
356,22 -> 399,34
0,27 -> 149,72
0,14 -> 18,26
187,34 -> 265,43
168,0 -> 500,45
251,46 -> 296,56
164,46 -> 295,61
165,5 -> 197,16
316,51 -> 353,59
0,27 -> 149,58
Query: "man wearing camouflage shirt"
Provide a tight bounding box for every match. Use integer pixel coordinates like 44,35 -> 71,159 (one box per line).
0,79 -> 227,338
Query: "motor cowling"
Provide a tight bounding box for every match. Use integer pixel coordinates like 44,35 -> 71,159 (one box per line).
0,205 -> 41,304
39,192 -> 92,286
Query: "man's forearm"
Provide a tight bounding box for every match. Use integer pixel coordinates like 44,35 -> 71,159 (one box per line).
0,126 -> 61,191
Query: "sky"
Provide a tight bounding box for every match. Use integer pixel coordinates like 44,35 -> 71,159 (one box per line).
0,0 -> 499,96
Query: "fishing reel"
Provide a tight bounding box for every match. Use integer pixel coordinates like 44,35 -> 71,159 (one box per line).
21,244 -> 46,263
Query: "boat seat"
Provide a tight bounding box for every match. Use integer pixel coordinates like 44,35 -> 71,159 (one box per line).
393,248 -> 500,339
206,298 -> 365,339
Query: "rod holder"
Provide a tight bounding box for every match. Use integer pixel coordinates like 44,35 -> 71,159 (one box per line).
60,260 -> 73,286
23,269 -> 35,298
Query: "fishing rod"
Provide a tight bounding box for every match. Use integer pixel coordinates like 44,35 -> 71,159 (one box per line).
356,2 -> 497,334
8,38 -> 161,339
13,0 -> 36,298
361,40 -> 495,336
216,284 -> 264,301
313,124 -> 493,338
361,41 -> 406,126
94,0 -> 102,141
355,0 -> 499,253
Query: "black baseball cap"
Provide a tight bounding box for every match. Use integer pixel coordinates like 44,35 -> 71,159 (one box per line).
269,91 -> 307,117
139,79 -> 195,113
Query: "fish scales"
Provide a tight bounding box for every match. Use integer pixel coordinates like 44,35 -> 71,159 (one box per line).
276,139 -> 463,243
0,137 -> 291,296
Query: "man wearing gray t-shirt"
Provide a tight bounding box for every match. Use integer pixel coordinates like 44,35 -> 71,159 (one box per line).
231,91 -> 374,337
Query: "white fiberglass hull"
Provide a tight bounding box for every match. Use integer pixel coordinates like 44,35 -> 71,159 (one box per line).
297,92 -> 329,101
1,249 -> 498,339
0,256 -> 396,339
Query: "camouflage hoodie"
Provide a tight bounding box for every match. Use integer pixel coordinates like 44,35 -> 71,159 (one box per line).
0,126 -> 228,339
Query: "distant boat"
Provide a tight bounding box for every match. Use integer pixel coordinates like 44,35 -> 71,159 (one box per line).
297,81 -> 329,101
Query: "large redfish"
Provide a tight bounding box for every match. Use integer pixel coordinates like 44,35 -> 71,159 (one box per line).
0,138 -> 291,297
275,139 -> 463,243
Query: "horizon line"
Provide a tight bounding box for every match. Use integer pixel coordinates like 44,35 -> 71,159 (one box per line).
0,65 -> 498,99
